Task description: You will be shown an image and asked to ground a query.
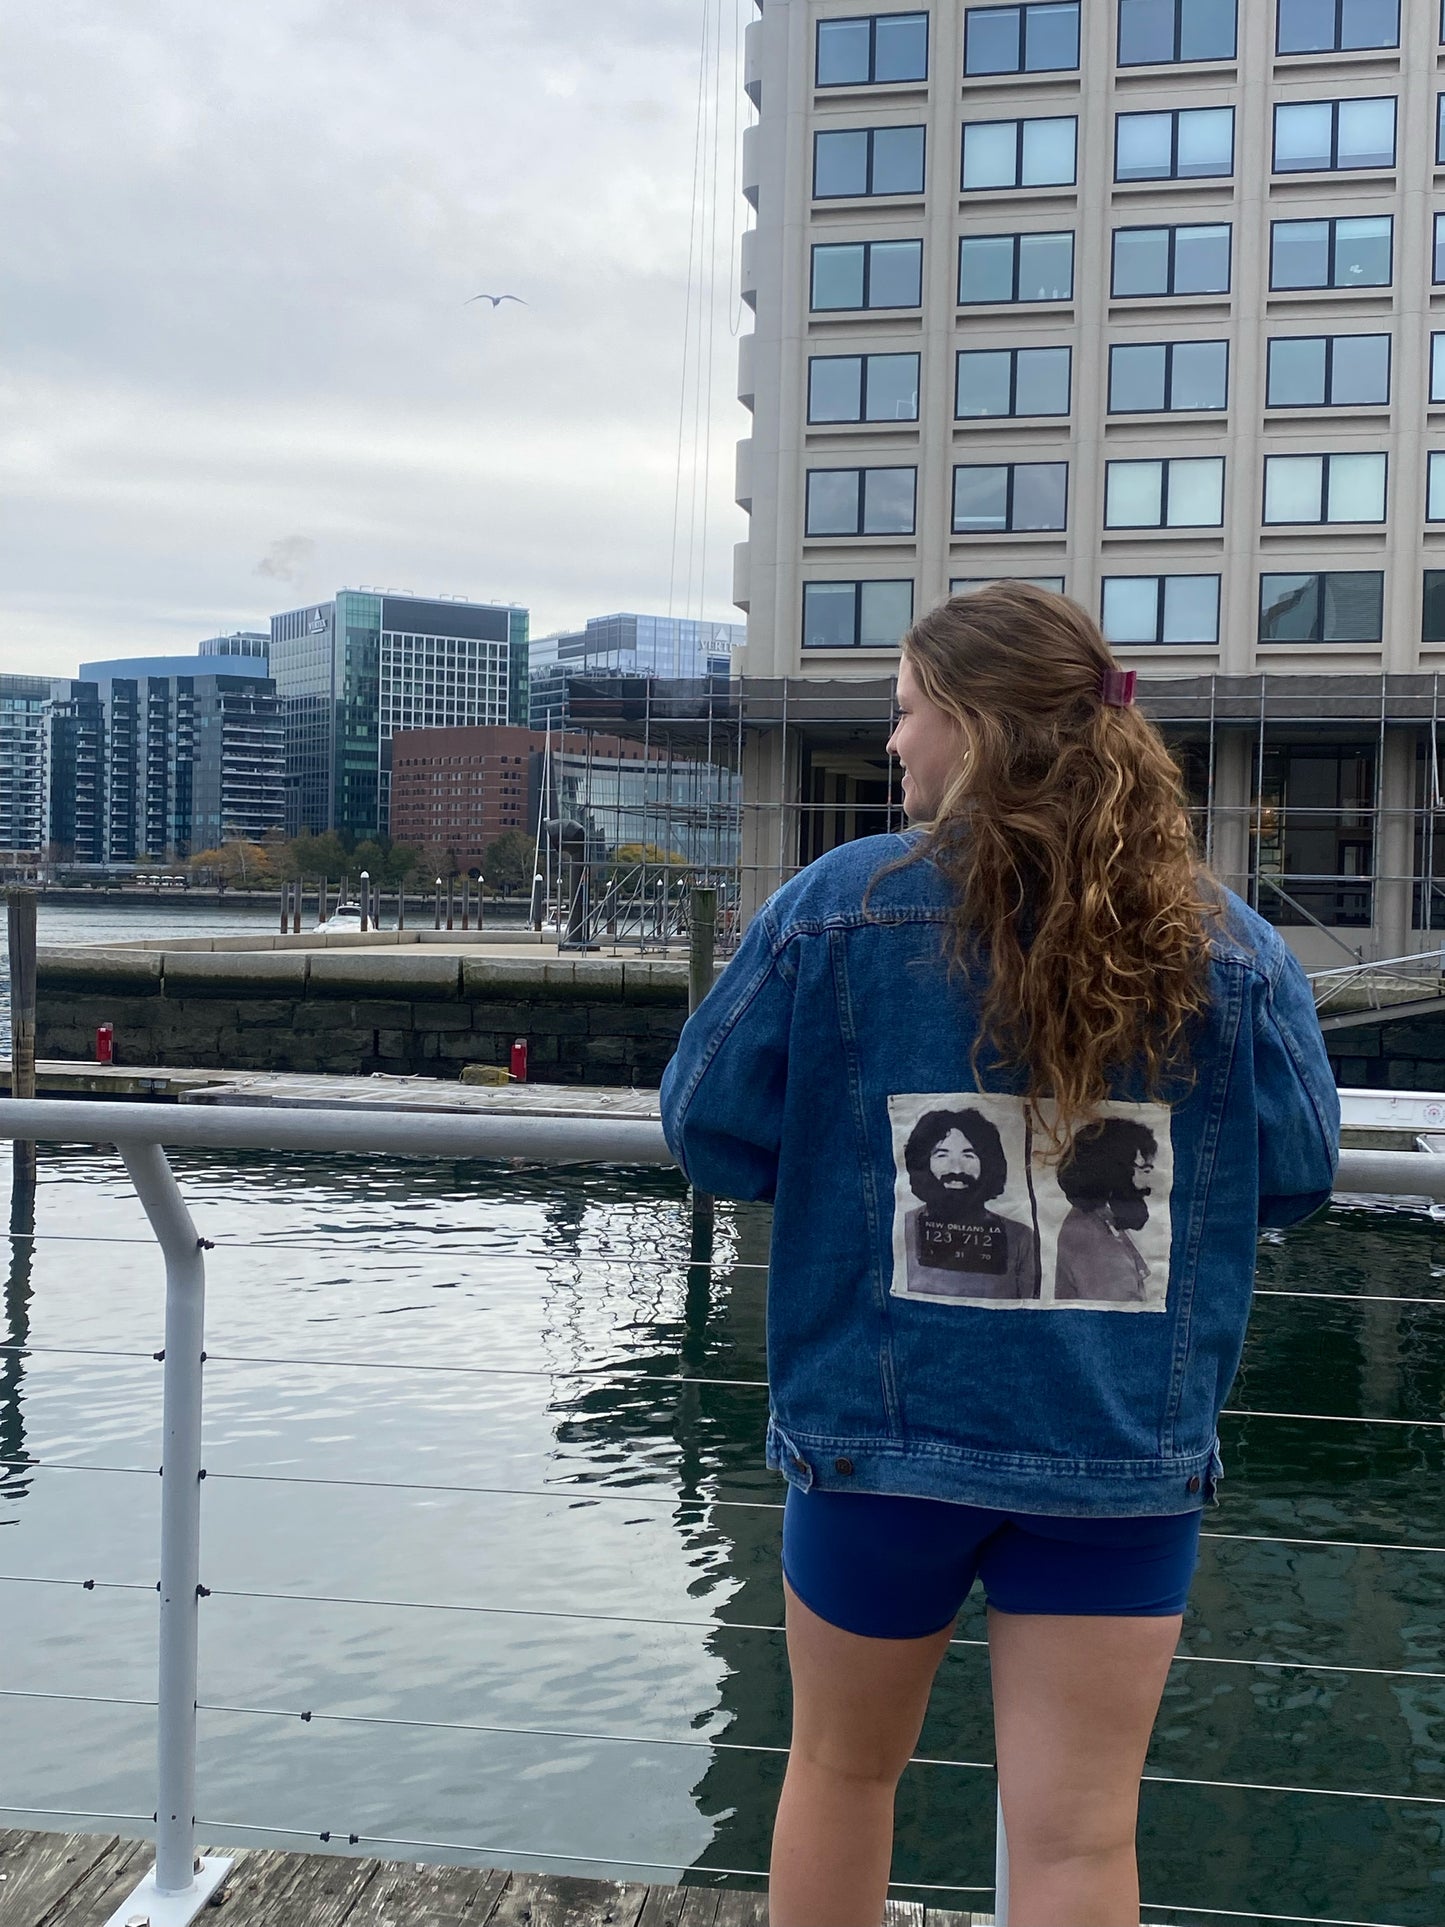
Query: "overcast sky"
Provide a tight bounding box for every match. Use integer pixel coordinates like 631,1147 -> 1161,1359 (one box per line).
0,0 -> 751,678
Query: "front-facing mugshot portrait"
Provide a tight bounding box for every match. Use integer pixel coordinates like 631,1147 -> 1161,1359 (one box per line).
889,1095 -> 1040,1301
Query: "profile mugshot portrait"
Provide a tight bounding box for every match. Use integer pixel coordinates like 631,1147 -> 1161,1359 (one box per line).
899,1105 -> 1039,1299
1053,1117 -> 1161,1304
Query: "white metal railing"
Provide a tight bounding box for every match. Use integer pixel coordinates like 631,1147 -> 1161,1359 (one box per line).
1309,948 -> 1445,1013
0,1097 -> 1441,1927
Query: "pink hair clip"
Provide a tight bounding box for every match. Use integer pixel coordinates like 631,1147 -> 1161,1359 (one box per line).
1100,668 -> 1137,708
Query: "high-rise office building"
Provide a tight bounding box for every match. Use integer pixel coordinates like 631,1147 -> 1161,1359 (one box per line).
270,591 -> 529,839
529,613 -> 741,730
77,651 -> 284,862
731,0 -> 1445,960
0,676 -> 52,867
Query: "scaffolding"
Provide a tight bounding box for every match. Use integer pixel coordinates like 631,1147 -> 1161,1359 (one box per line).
557,670 -> 1445,964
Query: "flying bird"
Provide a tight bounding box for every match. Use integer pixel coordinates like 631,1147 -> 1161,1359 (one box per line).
466,292 -> 527,308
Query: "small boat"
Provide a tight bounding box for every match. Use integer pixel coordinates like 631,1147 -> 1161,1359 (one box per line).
317,902 -> 363,932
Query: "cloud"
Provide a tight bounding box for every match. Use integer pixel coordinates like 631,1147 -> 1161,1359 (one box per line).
256,536 -> 316,586
0,0 -> 750,677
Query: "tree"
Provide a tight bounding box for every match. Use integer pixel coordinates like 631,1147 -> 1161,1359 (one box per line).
482,828 -> 536,896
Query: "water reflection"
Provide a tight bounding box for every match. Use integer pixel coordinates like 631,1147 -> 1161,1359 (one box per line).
0,1151 -> 36,1519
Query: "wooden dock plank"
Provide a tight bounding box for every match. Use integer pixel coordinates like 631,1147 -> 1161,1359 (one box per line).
29,1834 -> 148,1926
482,1870 -> 651,1927
210,1842 -> 381,1924
0,1827 -> 119,1923
343,1858 -> 509,1926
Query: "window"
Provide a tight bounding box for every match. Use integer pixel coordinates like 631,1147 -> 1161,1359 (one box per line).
1117,0 -> 1237,64
811,239 -> 923,309
1262,452 -> 1386,523
1253,742 -> 1375,928
1276,1 -> 1399,55
1273,97 -> 1395,172
1433,334 -> 1445,404
803,579 -> 914,647
951,575 -> 1066,593
1270,215 -> 1391,289
1115,107 -> 1234,182
814,126 -> 925,197
1265,333 -> 1390,406
952,462 -> 1069,532
1104,457 -> 1224,527
1109,340 -> 1228,411
1102,575 -> 1221,643
956,345 -> 1072,417
1425,571 -> 1445,643
806,467 -> 917,536
1439,93 -> 1445,167
816,12 -> 929,85
962,117 -> 1077,190
964,4 -> 1079,73
808,352 -> 920,422
959,230 -> 1074,302
1429,453 -> 1445,522
1111,222 -> 1231,297
1260,572 -> 1384,643
1436,214 -> 1445,283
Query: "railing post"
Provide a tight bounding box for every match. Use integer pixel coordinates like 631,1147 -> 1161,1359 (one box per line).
108,1141 -> 232,1924
6,890 -> 37,1194
687,887 -> 717,1260
994,1788 -> 1009,1926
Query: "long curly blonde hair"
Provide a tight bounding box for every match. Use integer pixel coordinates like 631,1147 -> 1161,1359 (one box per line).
900,583 -> 1219,1150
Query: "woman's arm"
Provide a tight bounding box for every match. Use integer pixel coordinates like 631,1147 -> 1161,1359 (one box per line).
1254,945 -> 1340,1228
659,900 -> 798,1203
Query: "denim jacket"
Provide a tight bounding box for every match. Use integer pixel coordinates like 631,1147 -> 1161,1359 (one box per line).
660,836 -> 1339,1517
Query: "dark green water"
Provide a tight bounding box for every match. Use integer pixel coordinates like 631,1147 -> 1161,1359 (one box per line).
0,1151 -> 1440,1925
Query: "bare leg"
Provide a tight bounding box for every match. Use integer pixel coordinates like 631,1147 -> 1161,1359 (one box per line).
769,1579 -> 953,1927
988,1608 -> 1181,1927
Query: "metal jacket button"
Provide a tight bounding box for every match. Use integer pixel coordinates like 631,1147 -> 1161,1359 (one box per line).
834,1457 -> 854,1475
1187,1475 -> 1201,1493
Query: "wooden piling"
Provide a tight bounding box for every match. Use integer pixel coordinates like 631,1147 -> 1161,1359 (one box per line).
7,889 -> 38,1191
687,886 -> 717,1261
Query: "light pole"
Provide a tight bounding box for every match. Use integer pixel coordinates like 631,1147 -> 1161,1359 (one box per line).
434,877 -> 443,931
360,869 -> 371,933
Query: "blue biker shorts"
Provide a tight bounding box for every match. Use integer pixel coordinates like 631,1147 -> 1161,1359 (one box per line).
782,1485 -> 1202,1639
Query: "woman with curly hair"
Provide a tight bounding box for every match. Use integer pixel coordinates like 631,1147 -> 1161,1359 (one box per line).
661,582 -> 1337,1927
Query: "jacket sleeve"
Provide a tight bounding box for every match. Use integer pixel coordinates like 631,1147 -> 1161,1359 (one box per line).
1254,944 -> 1340,1228
659,900 -> 796,1202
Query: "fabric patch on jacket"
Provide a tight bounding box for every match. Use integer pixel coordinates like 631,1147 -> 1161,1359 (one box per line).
887,1093 -> 1173,1311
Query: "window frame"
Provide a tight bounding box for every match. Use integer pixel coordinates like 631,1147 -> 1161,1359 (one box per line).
1428,452 -> 1445,524
1271,96 -> 1397,174
810,238 -> 924,311
1264,331 -> 1391,408
1113,106 -> 1236,183
951,461 -> 1070,534
1258,571 -> 1385,645
1269,213 -> 1393,291
1275,0 -> 1400,57
806,351 -> 922,424
1110,221 -> 1233,298
951,574 -> 1066,594
1424,568 -> 1445,644
1101,573 -> 1223,645
1438,93 -> 1445,167
958,229 -> 1076,304
1432,332 -> 1445,405
1261,450 -> 1388,525
955,344 -> 1073,419
1116,0 -> 1239,66
963,3 -> 1081,76
802,579 -> 915,649
1107,338 -> 1230,413
1103,455 -> 1226,529
812,124 -> 926,199
960,115 -> 1079,192
805,465 -> 919,538
814,12 -> 930,88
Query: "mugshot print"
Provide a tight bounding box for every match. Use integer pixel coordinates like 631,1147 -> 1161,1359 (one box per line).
889,1093 -> 1171,1311
889,1095 -> 1041,1302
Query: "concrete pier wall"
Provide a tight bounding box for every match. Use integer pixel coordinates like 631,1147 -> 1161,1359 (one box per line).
34,949 -> 703,1085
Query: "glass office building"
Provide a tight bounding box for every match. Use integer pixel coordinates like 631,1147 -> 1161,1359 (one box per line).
0,676 -> 52,867
270,591 -> 529,838
529,613 -> 741,731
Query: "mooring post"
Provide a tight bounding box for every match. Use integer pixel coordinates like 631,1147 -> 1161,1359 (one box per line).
687,886 -> 717,1260
292,878 -> 302,936
6,891 -> 37,1193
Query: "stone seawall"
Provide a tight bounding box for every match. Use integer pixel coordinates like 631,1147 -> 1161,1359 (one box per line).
35,949 -> 705,1086
1326,1009 -> 1445,1094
